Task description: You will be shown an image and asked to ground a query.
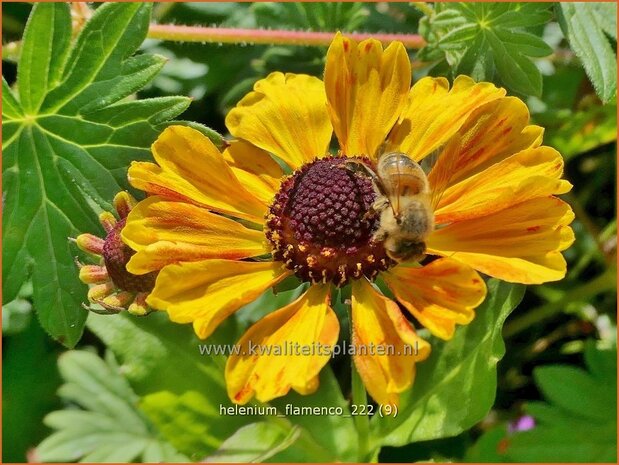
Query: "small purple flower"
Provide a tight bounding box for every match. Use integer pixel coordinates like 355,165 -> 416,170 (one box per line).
508,415 -> 536,433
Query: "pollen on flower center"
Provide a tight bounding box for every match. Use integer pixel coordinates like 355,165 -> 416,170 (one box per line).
265,157 -> 394,286
102,218 -> 157,293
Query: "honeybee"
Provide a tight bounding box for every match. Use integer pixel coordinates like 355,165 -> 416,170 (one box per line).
373,152 -> 435,262
344,144 -> 455,262
348,152 -> 433,262
342,135 -> 463,263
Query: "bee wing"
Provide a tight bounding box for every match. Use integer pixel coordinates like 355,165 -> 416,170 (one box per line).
428,134 -> 463,213
390,152 -> 404,215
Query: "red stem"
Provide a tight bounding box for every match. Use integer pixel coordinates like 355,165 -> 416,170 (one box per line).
148,24 -> 426,49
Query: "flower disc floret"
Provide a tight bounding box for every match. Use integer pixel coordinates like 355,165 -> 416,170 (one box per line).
266,157 -> 393,286
102,218 -> 157,293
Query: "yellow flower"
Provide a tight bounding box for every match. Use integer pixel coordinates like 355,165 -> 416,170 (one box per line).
75,192 -> 156,316
121,34 -> 573,405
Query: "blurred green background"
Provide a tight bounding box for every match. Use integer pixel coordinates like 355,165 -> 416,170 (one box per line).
2,2 -> 616,463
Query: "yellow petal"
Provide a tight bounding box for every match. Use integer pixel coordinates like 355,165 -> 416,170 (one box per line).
384,259 -> 486,340
226,72 -> 332,170
324,33 -> 411,159
428,196 -> 575,284
430,97 -> 544,185
226,284 -> 339,404
147,260 -> 291,339
122,196 -> 268,274
128,125 -> 266,224
222,140 -> 282,205
351,278 -> 430,405
386,75 -> 506,161
435,146 -> 572,224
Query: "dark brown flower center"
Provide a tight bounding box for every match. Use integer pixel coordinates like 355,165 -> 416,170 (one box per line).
103,218 -> 157,292
266,157 -> 394,286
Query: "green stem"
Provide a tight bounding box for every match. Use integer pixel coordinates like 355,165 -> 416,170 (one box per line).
351,353 -> 371,461
148,24 -> 426,48
503,268 -> 616,338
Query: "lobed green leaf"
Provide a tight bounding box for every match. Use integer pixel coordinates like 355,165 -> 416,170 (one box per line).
486,30 -> 542,96
2,2 -> 191,347
34,351 -> 188,463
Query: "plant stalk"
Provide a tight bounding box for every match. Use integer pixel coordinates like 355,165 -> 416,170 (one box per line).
351,354 -> 371,461
148,24 -> 426,48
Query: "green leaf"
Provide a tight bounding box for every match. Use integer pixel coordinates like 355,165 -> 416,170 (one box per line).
270,368 -> 359,462
590,3 -> 617,40
486,29 -> 543,96
204,422 -> 301,463
91,295 -> 263,452
430,9 -> 467,29
507,423 -> 616,462
438,24 -> 478,48
252,2 -> 368,32
372,280 -> 525,449
533,366 -> 613,422
34,351 -> 188,463
2,295 -> 32,335
506,341 -> 617,462
88,311 -> 357,462
558,3 -> 617,103
416,3 -> 553,94
16,2 -> 71,114
86,311 -> 229,397
2,3 -> 190,347
140,390 -> 245,459
457,35 -> 494,82
490,3 -> 553,28
494,29 -> 553,58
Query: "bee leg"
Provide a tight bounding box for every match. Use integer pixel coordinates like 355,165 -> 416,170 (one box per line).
340,160 -> 383,185
372,196 -> 390,211
372,228 -> 387,242
362,209 -> 377,222
361,196 -> 387,222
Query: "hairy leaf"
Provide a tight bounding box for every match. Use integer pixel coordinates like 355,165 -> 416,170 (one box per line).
557,2 -> 617,103
2,3 -> 190,347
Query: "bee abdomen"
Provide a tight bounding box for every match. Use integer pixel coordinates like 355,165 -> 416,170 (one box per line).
400,202 -> 432,237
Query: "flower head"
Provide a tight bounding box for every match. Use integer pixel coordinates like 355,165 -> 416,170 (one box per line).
75,192 -> 156,316
119,33 -> 573,404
